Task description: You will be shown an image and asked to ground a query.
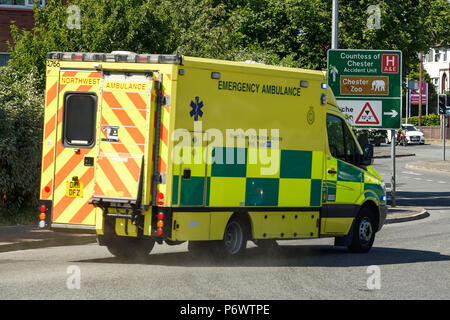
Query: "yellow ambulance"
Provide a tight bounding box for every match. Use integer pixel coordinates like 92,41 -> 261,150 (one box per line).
39,52 -> 387,258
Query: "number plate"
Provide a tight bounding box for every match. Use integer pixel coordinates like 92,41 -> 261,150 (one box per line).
66,181 -> 84,198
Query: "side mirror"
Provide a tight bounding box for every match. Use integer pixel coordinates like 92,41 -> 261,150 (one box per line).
361,143 -> 374,165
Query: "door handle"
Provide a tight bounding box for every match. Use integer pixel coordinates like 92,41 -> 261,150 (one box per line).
328,169 -> 337,174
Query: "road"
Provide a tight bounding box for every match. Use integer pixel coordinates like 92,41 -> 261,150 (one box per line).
375,143 -> 450,208
0,144 -> 449,300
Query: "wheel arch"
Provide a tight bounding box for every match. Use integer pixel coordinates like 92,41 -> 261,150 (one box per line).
227,211 -> 253,240
360,199 -> 380,232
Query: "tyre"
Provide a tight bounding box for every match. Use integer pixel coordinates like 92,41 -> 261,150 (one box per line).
348,208 -> 376,253
106,237 -> 155,259
218,216 -> 248,257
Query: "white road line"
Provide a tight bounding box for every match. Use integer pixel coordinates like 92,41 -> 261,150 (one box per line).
401,171 -> 422,176
437,181 -> 447,184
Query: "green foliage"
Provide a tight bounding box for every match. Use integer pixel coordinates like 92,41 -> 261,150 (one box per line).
0,207 -> 38,226
8,0 -> 176,91
0,66 -> 44,209
403,114 -> 441,126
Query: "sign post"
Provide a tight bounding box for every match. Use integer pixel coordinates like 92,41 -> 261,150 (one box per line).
327,49 -> 402,207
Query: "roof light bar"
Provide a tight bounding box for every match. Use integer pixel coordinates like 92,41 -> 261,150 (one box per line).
46,52 -> 182,64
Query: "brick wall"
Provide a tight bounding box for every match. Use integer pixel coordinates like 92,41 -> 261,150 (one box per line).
421,126 -> 450,140
0,8 -> 35,52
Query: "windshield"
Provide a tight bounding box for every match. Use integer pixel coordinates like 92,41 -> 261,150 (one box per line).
402,125 -> 417,131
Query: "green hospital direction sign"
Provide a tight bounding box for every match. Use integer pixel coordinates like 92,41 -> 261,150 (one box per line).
327,49 -> 402,129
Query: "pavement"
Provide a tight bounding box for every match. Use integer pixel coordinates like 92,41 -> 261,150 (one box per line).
426,139 -> 450,146
0,205 -> 429,253
405,160 -> 450,174
373,149 -> 416,159
0,225 -> 97,253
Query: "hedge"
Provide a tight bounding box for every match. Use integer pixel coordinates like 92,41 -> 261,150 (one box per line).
402,114 -> 441,127
0,66 -> 44,209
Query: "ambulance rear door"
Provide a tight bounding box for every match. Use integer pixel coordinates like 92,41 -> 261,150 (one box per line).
93,72 -> 156,207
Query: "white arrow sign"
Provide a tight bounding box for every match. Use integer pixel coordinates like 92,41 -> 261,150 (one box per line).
330,68 -> 339,82
383,109 -> 398,118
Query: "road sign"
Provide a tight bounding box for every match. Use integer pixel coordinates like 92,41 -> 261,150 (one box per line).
328,49 -> 402,129
410,82 -> 428,105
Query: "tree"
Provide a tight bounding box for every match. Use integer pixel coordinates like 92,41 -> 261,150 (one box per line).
8,0 -> 176,91
338,0 -> 450,75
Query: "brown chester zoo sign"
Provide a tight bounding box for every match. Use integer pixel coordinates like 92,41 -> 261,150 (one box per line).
340,76 -> 389,96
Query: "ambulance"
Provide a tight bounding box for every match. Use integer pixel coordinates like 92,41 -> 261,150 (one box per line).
39,52 -> 387,258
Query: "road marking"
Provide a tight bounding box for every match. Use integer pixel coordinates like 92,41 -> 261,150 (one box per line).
426,180 -> 433,182
437,181 -> 446,184
401,171 -> 422,176
413,178 -> 422,180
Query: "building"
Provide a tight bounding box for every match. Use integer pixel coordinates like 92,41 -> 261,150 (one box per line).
0,1 -> 46,66
423,46 -> 450,94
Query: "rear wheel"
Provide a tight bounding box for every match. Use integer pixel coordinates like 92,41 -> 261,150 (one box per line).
348,208 -> 376,253
105,237 -> 155,259
217,216 -> 248,257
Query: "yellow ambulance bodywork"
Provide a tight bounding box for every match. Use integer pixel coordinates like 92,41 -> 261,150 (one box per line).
40,53 -> 387,252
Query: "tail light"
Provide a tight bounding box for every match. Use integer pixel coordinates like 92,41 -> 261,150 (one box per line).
39,205 -> 46,228
38,200 -> 52,229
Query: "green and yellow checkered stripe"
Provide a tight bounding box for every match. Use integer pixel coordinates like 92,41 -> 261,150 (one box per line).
172,147 -> 324,208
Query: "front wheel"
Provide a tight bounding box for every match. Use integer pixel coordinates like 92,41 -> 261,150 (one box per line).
348,208 -> 376,253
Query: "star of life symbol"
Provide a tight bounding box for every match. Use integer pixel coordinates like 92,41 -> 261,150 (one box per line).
190,97 -> 203,121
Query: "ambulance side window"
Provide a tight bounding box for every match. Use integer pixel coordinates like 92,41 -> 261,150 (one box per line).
62,92 -> 97,148
326,114 -> 359,166
326,114 -> 346,161
343,124 -> 358,165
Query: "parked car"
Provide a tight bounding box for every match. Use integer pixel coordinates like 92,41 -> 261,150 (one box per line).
385,124 -> 425,145
354,129 -> 386,147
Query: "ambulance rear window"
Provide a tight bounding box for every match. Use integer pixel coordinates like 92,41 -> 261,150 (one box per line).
62,92 -> 97,148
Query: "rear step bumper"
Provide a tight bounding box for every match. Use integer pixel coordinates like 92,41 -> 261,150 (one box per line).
51,223 -> 96,234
